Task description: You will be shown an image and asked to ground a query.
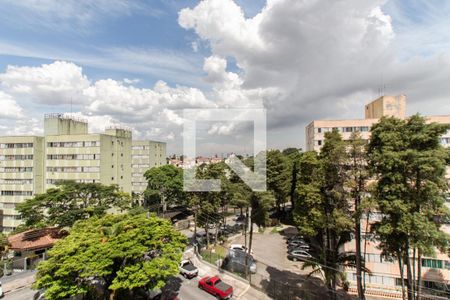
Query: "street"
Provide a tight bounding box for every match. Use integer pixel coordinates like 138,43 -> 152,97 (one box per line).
4,276 -> 219,300
4,285 -> 35,300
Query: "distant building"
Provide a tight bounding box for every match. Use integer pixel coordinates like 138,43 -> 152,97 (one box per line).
305,95 -> 450,298
131,140 -> 166,196
0,114 -> 166,232
305,95 -> 450,151
8,227 -> 67,270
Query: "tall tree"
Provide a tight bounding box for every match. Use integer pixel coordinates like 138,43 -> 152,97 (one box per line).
347,132 -> 370,300
267,150 -> 290,214
144,165 -> 185,212
368,115 -> 450,300
294,131 -> 354,299
282,148 -> 302,211
34,213 -> 187,300
17,181 -> 131,228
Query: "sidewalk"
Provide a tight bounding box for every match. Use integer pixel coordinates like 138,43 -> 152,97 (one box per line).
184,248 -> 272,300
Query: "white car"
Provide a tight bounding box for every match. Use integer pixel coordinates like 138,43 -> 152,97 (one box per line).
229,244 -> 254,254
0,281 -> 3,298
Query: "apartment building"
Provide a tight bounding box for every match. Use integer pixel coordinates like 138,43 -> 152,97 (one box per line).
305,95 -> 450,298
0,114 -> 166,233
0,136 -> 44,230
131,140 -> 167,196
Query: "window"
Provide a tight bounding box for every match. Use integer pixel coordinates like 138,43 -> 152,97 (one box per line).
422,259 -> 443,269
0,179 -> 33,185
0,155 -> 33,161
0,143 -> 33,148
0,167 -> 33,172
1,191 -> 33,196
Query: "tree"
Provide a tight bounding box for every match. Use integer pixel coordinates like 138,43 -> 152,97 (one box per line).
294,131 -> 354,299
144,165 -> 185,211
347,132 -> 370,300
267,150 -> 290,214
188,162 -> 228,248
282,148 -> 302,211
17,181 -> 131,228
368,115 -> 450,300
34,213 -> 187,300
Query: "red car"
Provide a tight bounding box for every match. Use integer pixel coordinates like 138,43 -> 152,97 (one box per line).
198,276 -> 233,300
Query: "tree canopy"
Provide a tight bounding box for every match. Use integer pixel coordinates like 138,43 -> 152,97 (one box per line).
144,164 -> 185,209
16,181 -> 131,229
34,213 -> 187,300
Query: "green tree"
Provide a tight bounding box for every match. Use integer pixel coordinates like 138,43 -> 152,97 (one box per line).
368,115 -> 450,300
282,148 -> 302,211
294,131 -> 354,298
144,165 -> 185,212
347,132 -> 370,300
17,181 -> 131,228
34,213 -> 187,300
267,150 -> 290,214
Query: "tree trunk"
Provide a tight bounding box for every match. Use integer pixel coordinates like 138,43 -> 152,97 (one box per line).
405,243 -> 414,300
193,210 -> 197,246
412,247 -> 416,300
416,249 -> 422,300
248,211 -> 254,283
363,210 -> 370,293
398,251 -> 406,300
355,212 -> 365,299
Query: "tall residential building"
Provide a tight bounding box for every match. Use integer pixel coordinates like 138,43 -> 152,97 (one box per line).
305,95 -> 450,298
131,140 -> 167,196
0,114 -> 166,233
0,136 -> 44,231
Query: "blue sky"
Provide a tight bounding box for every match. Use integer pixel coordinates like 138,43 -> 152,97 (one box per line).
0,0 -> 449,155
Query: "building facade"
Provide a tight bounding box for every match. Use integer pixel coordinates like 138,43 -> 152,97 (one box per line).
131,140 -> 167,196
305,95 -> 450,298
0,114 -> 166,233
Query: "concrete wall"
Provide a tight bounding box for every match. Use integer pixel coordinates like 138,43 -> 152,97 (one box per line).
44,115 -> 88,136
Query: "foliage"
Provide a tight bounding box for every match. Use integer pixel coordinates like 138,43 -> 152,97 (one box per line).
17,181 -> 131,228
267,150 -> 290,212
34,213 -> 187,300
144,164 -> 185,208
368,115 -> 450,300
294,131 -> 354,297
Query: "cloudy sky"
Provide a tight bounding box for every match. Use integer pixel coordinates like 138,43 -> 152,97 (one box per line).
0,0 -> 449,155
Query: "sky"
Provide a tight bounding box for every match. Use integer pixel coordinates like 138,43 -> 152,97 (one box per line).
0,0 -> 450,156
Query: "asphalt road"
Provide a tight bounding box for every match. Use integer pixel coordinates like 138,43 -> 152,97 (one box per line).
177,275 -> 216,300
4,286 -> 35,300
4,275 -> 219,300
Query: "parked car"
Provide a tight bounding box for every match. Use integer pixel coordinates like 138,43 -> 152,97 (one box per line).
198,276 -> 233,300
288,239 -> 307,248
222,249 -> 257,274
287,250 -> 313,261
229,244 -> 254,254
286,236 -> 305,243
288,243 -> 310,251
179,260 -> 198,279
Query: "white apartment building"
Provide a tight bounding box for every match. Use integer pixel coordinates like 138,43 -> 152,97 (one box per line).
0,114 -> 166,233
131,140 -> 167,196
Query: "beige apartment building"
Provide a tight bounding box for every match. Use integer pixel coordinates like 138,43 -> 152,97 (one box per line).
0,114 -> 166,232
131,140 -> 167,196
305,95 -> 450,298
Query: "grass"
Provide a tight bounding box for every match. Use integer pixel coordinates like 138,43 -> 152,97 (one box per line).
270,225 -> 283,234
200,244 -> 227,265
